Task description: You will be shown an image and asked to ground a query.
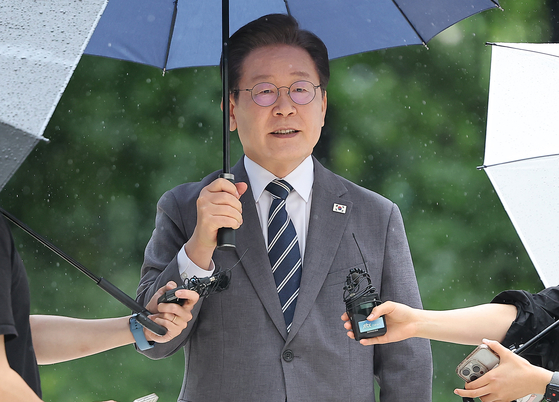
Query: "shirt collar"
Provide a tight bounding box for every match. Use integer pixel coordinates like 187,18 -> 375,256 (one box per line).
244,155 -> 314,203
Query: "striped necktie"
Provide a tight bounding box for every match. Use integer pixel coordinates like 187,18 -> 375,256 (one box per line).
266,179 -> 302,332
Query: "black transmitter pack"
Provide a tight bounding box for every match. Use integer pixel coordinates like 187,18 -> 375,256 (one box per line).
157,248 -> 248,305
343,267 -> 387,341
158,271 -> 231,305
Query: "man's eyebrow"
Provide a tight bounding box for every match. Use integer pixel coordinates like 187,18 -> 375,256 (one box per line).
248,71 -> 312,82
290,71 -> 311,78
249,74 -> 273,82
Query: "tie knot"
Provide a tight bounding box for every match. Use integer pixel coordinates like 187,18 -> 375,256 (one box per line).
266,179 -> 292,200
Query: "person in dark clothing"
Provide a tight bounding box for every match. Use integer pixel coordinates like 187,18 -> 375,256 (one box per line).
492,287 -> 559,372
0,215 -> 199,401
342,286 -> 559,401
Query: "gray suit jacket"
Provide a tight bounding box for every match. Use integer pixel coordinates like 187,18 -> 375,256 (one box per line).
137,156 -> 432,402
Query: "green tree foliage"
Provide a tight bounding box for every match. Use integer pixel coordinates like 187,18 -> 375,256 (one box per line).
0,1 -> 551,400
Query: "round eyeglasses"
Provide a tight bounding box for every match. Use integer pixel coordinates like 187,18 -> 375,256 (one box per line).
232,80 -> 321,107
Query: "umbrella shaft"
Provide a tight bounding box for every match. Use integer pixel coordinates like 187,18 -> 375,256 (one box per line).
221,0 -> 231,173
222,0 -> 230,174
0,207 -> 99,283
0,206 -> 165,334
514,319 -> 559,355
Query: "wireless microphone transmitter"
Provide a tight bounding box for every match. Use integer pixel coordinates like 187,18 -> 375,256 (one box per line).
343,234 -> 387,341
344,268 -> 387,340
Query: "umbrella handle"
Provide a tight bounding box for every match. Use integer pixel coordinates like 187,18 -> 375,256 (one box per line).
217,173 -> 236,250
135,311 -> 167,336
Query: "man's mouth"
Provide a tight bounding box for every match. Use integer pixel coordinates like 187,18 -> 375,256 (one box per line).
271,129 -> 299,135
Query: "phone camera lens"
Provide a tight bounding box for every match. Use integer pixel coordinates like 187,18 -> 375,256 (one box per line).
470,374 -> 479,382
472,365 -> 481,373
462,369 -> 471,377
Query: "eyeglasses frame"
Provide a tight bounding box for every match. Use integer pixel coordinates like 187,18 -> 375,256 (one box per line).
231,80 -> 322,107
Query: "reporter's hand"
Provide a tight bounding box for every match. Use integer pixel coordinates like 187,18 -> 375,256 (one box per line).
143,281 -> 200,343
342,301 -> 419,345
454,339 -> 552,402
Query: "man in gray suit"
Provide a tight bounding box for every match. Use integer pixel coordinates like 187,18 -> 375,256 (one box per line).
136,13 -> 432,402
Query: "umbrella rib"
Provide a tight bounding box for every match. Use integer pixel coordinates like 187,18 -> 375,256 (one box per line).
162,0 -> 179,74
489,1 -> 505,11
283,0 -> 292,16
391,0 -> 428,49
487,42 -> 559,59
477,153 -> 559,170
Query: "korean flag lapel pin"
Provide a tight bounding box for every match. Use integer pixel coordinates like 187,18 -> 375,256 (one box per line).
333,203 -> 347,214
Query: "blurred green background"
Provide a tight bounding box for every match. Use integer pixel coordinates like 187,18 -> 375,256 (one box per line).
1,0 -> 555,400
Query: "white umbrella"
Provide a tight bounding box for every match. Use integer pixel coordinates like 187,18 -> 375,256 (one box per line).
0,1 -> 171,335
482,42 -> 559,287
0,0 -> 108,191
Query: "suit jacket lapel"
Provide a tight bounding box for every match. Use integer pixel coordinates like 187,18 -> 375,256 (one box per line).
287,158 -> 352,342
231,159 -> 289,339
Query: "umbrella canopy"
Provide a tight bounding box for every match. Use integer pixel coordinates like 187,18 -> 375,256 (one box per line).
0,0 -> 108,191
85,0 -> 501,70
0,0 -> 501,192
482,42 -> 559,287
84,0 -> 501,249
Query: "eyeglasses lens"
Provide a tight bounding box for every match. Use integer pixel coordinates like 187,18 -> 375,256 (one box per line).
251,83 -> 277,107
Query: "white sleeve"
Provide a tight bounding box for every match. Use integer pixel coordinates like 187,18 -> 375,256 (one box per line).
177,244 -> 215,283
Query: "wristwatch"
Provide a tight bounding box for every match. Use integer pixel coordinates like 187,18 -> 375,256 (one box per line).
544,371 -> 559,402
129,314 -> 154,351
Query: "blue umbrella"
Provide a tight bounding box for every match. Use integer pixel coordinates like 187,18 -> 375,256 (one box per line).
85,0 -> 501,70
85,0 -> 501,247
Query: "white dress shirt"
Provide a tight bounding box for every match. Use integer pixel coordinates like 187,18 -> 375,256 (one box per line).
177,155 -> 314,281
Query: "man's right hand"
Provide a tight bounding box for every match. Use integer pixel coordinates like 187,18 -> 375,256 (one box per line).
184,178 -> 248,269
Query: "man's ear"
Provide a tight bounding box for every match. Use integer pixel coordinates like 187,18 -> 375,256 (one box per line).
321,90 -> 327,127
225,96 -> 238,132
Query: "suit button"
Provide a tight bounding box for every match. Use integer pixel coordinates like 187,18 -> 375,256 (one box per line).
282,349 -> 294,362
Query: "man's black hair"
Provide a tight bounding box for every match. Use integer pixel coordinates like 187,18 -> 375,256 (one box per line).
221,13 -> 329,100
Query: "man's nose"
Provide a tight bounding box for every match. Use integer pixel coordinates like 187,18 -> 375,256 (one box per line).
273,87 -> 296,116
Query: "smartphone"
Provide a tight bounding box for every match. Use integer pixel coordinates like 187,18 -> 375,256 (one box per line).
456,344 -> 499,383
456,344 -> 543,402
